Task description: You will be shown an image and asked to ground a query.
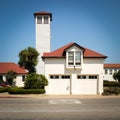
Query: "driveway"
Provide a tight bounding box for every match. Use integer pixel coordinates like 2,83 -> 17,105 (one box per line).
0,94 -> 120,120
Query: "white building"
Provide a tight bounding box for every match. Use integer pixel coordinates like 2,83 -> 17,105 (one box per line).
104,64 -> 120,81
1,11 -> 119,94
34,11 -> 107,95
0,62 -> 28,87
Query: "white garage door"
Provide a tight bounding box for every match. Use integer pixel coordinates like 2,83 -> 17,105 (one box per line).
73,75 -> 98,94
47,75 -> 70,94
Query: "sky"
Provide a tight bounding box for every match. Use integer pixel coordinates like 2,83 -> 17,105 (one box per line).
0,0 -> 120,63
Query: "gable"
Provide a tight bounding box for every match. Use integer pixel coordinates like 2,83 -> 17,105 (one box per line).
43,42 -> 107,59
65,44 -> 84,53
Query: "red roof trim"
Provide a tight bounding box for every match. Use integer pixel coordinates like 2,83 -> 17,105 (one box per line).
104,64 -> 120,68
43,42 -> 74,58
0,62 -> 28,74
34,11 -> 52,21
84,48 -> 107,58
43,42 -> 107,58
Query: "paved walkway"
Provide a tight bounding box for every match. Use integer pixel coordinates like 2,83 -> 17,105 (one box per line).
0,92 -> 120,99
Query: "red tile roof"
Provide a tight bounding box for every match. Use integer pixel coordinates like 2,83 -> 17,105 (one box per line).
34,11 -> 52,21
43,42 -> 74,58
104,64 -> 120,68
0,62 -> 28,74
43,42 -> 107,58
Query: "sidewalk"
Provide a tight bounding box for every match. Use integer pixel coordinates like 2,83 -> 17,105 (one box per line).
0,92 -> 120,99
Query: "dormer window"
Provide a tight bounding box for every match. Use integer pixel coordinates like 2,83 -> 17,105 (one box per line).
68,52 -> 74,65
67,51 -> 82,68
75,52 -> 81,65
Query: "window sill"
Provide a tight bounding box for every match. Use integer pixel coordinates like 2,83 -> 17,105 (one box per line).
66,65 -> 82,70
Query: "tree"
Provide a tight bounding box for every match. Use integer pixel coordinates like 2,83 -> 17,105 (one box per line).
18,47 -> 39,73
6,70 -> 17,85
24,73 -> 48,89
113,70 -> 120,83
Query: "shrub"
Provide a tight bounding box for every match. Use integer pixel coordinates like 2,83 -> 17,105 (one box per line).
103,81 -> 120,95
0,79 -> 4,84
0,87 -> 10,93
8,87 -> 45,94
102,87 -> 120,95
103,80 -> 120,87
24,73 -> 48,89
6,70 -> 17,85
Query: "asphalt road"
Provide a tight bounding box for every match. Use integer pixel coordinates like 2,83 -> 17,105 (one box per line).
0,95 -> 120,120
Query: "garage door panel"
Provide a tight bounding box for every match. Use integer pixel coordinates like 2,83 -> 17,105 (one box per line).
73,78 -> 97,95
48,79 -> 70,94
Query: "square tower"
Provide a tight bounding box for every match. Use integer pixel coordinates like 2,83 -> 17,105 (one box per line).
34,11 -> 52,74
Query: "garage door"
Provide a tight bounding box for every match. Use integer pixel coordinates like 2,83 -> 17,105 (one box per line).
72,75 -> 98,94
47,75 -> 70,94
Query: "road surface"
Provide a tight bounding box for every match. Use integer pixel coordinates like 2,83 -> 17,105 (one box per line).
0,95 -> 120,120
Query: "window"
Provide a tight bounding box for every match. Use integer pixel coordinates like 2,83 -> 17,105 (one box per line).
37,16 -> 42,24
68,52 -> 74,65
50,75 -> 59,79
61,75 -> 70,79
105,69 -> 108,74
89,76 -> 97,79
44,16 -> 48,24
22,76 -> 25,82
77,75 -> 86,79
109,69 -> 112,75
75,52 -> 81,65
0,75 -> 3,81
68,51 -> 81,66
114,69 -> 117,73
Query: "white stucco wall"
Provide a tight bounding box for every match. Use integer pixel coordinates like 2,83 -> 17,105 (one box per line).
103,69 -> 119,81
1,74 -> 24,87
44,57 -> 104,94
14,75 -> 24,87
35,16 -> 51,74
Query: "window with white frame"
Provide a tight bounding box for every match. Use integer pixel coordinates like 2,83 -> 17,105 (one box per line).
50,75 -> 59,79
22,75 -> 25,82
68,52 -> 74,65
44,16 -> 49,24
105,69 -> 108,74
67,51 -> 81,66
109,69 -> 112,75
75,52 -> 81,65
89,75 -> 97,79
77,75 -> 86,79
114,69 -> 117,73
37,16 -> 42,24
61,75 -> 70,79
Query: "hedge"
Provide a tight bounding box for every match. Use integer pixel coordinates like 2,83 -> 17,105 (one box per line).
8,87 -> 45,94
0,87 -> 10,93
102,87 -> 120,95
103,81 -> 120,95
103,80 -> 120,87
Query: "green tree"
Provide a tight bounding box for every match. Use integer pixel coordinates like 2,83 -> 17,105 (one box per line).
113,70 -> 120,83
24,73 -> 48,89
18,47 -> 39,73
6,70 -> 17,85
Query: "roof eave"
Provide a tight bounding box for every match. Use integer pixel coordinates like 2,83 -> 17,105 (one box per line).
84,56 -> 107,58
42,56 -> 65,59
